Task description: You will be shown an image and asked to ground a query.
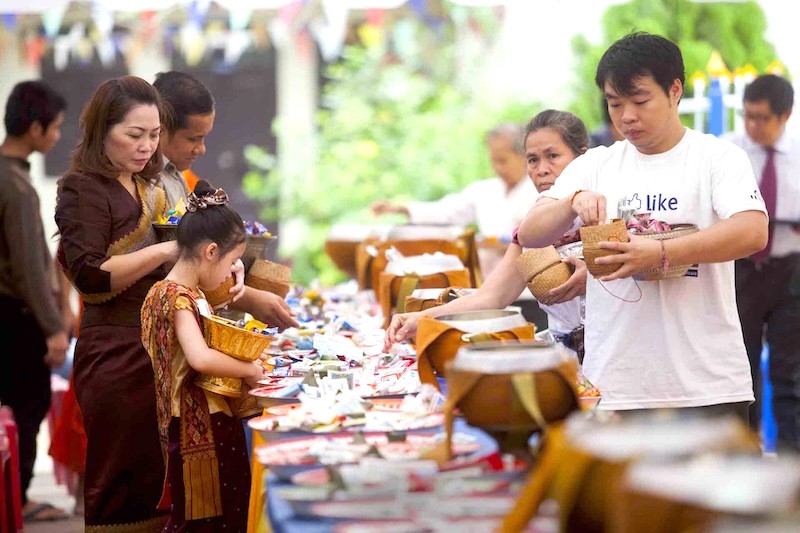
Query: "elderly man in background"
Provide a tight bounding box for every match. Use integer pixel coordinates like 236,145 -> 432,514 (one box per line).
371,123 -> 534,276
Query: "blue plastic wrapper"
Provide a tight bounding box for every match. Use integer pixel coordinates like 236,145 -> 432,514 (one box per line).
296,338 -> 313,350
244,220 -> 270,236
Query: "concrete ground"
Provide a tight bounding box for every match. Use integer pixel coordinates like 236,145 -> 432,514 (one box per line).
20,421 -> 83,532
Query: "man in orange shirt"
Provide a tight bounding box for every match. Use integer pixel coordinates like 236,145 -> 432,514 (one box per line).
153,71 -> 298,329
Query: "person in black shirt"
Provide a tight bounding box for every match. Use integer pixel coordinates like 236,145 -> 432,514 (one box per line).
0,80 -> 71,522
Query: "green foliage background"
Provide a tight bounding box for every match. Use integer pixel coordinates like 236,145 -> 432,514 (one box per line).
244,5 -> 538,285
244,0 -> 779,285
570,0 -> 778,131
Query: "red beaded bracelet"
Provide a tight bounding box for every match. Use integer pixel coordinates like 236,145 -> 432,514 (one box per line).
660,240 -> 669,275
569,189 -> 585,207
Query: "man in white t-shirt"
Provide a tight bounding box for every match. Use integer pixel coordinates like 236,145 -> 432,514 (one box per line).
370,123 -> 534,276
517,33 -> 768,418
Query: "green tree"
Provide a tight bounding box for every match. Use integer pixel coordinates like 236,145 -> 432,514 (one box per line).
570,0 -> 778,131
244,6 -> 538,285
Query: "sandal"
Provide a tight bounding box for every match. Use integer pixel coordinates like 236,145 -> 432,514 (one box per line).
22,502 -> 70,522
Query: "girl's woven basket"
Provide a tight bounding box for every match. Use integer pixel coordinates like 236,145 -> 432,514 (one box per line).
201,314 -> 272,362
245,259 -> 291,298
204,276 -> 235,308
194,375 -> 243,398
636,224 -> 699,281
242,235 -> 277,270
515,247 -> 572,300
152,223 -> 178,243
580,218 -> 629,277
249,259 -> 291,281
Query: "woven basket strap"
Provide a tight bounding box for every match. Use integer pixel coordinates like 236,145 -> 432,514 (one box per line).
417,348 -> 440,391
549,444 -> 601,530
501,423 -> 566,532
460,228 -> 483,288
444,370 -> 482,463
463,325 -> 532,344
395,275 -> 421,314
355,243 -> 376,289
463,331 -> 504,343
436,287 -> 457,305
510,373 -> 549,431
552,360 -> 580,402
414,318 -> 460,390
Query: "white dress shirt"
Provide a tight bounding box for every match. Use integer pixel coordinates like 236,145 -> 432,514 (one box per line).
158,156 -> 191,210
406,176 -> 536,275
725,130 -> 800,258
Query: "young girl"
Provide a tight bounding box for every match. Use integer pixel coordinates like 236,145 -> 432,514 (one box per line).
141,180 -> 265,532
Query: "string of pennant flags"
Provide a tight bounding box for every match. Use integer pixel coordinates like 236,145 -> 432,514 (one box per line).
0,0 -> 507,69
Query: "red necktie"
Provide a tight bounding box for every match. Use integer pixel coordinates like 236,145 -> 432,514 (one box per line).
752,146 -> 776,262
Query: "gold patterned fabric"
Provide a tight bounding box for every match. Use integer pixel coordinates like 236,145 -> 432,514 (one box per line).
84,515 -> 168,533
141,280 -> 224,520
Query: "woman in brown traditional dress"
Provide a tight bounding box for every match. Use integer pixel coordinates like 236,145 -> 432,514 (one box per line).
55,76 -> 243,531
141,181 -> 265,532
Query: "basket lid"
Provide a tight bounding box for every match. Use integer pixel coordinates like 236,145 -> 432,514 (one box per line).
436,309 -> 527,334
566,413 -> 751,460
327,223 -> 391,241
451,340 -> 569,374
625,454 -> 800,515
385,224 -> 464,241
516,246 -> 561,281
409,288 -> 447,299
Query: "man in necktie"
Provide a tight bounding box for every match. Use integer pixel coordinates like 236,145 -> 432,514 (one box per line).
726,74 -> 800,452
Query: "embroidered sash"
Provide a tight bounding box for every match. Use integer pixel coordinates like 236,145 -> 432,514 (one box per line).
140,281 -> 223,520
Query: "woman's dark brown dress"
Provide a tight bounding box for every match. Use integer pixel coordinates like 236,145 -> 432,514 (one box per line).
56,171 -> 168,532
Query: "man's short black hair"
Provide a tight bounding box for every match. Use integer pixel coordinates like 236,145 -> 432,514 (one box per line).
595,32 -> 685,99
744,74 -> 794,116
4,81 -> 66,137
153,71 -> 215,133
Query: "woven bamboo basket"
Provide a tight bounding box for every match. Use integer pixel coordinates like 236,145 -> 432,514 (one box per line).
152,223 -> 178,243
249,259 -> 291,281
324,239 -> 359,278
201,314 -> 273,362
246,276 -> 290,298
204,276 -> 235,308
242,235 -> 276,270
245,259 -> 291,298
515,247 -> 572,300
580,218 -> 629,277
194,375 -> 243,398
403,288 -> 448,313
636,224 -> 699,281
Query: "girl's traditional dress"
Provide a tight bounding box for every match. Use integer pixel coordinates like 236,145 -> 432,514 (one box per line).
141,280 -> 253,532
56,172 -> 168,531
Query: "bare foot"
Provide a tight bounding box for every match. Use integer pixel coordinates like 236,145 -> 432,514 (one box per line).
22,500 -> 70,522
